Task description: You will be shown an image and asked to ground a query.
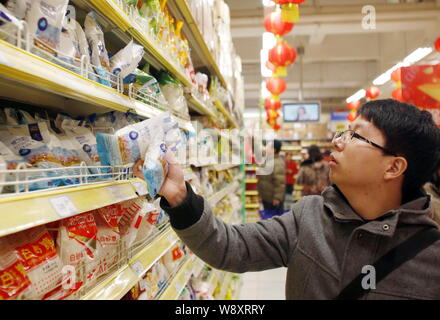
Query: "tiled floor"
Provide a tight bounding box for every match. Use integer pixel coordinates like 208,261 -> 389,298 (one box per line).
237,268 -> 287,300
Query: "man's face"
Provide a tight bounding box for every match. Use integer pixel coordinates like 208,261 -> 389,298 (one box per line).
329,116 -> 391,189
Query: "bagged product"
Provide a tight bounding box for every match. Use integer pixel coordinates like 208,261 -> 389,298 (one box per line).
27,0 -> 69,56
0,3 -> 24,42
57,211 -> 102,285
4,226 -> 63,299
157,70 -> 190,118
95,203 -> 124,270
58,17 -> 81,71
84,11 -> 111,87
110,39 -> 144,80
0,122 -> 65,191
16,109 -> 36,124
3,108 -> 19,125
61,118 -> 101,175
119,197 -> 158,249
5,0 -> 31,19
161,243 -> 185,274
126,68 -> 167,106
47,120 -> 82,185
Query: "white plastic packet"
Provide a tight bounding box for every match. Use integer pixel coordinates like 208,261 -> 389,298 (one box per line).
110,39 -> 144,80
58,17 -> 81,71
0,238 -> 33,300
0,3 -> 24,42
0,122 -> 65,191
3,108 -> 19,125
84,11 -> 111,87
161,243 -> 185,274
61,118 -> 101,176
6,226 -> 63,299
57,211 -> 102,286
27,0 -> 69,55
5,0 -> 31,19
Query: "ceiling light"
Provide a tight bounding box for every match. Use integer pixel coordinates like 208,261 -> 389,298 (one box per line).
346,89 -> 366,103
372,47 -> 433,86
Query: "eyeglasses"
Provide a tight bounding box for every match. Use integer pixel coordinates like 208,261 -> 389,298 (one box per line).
332,130 -> 397,156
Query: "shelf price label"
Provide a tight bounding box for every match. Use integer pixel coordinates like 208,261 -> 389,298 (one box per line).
130,260 -> 145,278
107,185 -> 125,202
132,181 -> 147,196
49,195 -> 78,218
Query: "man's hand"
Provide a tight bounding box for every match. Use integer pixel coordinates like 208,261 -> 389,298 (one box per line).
273,199 -> 281,207
133,151 -> 187,207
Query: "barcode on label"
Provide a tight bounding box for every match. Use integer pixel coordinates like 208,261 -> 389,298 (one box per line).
49,196 -> 78,218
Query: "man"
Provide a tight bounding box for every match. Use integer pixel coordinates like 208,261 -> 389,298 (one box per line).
256,140 -> 286,215
134,99 -> 440,299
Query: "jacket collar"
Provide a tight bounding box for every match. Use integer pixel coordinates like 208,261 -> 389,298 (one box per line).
322,185 -> 436,237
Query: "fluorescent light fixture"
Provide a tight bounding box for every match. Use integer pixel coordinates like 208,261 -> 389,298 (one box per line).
346,89 -> 366,103
262,0 -> 275,7
372,47 -> 433,86
261,33 -> 276,77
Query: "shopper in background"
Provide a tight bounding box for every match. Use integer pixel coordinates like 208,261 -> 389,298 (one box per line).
134,99 -> 440,299
424,162 -> 440,225
256,140 -> 286,215
285,152 -> 299,209
296,145 -> 330,196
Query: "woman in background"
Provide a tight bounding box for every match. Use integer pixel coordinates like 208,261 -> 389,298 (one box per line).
296,145 -> 330,196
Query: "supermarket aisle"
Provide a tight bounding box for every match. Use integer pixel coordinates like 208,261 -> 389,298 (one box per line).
238,268 -> 287,300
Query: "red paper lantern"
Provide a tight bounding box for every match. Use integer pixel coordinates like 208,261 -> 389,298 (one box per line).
266,109 -> 280,120
365,86 -> 380,99
265,97 -> 282,110
392,88 -> 403,102
268,42 -> 297,75
347,111 -> 357,122
266,77 -> 287,96
264,11 -> 294,36
391,68 -> 401,82
346,100 -> 360,111
435,37 -> 440,52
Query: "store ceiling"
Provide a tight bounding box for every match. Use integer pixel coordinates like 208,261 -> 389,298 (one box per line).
224,0 -> 440,113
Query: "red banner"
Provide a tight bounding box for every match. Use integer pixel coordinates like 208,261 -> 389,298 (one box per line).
401,65 -> 440,126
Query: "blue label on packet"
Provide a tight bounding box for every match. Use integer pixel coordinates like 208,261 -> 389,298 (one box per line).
38,18 -> 48,31
28,123 -> 43,141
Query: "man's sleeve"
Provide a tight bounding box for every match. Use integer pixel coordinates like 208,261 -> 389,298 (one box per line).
160,183 -> 306,273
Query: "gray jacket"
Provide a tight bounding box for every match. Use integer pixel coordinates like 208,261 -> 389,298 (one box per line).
164,184 -> 440,300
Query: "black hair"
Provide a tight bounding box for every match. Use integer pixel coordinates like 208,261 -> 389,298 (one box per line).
357,99 -> 440,200
274,140 -> 282,154
307,145 -> 323,163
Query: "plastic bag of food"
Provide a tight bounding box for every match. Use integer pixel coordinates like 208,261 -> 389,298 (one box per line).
161,243 -> 185,274
110,39 -> 144,80
5,0 -> 31,19
95,203 -> 124,270
27,0 -> 69,56
157,70 -> 190,118
3,108 -> 19,125
58,17 -> 81,72
0,3 -> 24,42
61,118 -> 101,176
47,120 -> 82,185
126,68 -> 168,106
4,226 -> 64,299
16,109 -> 36,124
57,211 -> 102,285
84,11 -> 111,87
0,122 -> 66,191
0,242 -> 33,300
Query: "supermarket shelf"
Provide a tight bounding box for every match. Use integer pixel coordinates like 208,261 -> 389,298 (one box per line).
213,100 -> 239,129
82,227 -> 178,300
216,273 -> 233,300
282,146 -> 302,151
245,179 -> 258,184
207,270 -> 219,291
245,166 -> 258,171
208,181 -> 240,207
245,190 -> 259,196
87,0 -> 192,87
0,40 -> 194,132
167,0 -> 228,89
0,178 -> 146,238
210,164 -> 240,171
185,92 -> 218,119
159,257 -> 195,300
245,203 -> 260,209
